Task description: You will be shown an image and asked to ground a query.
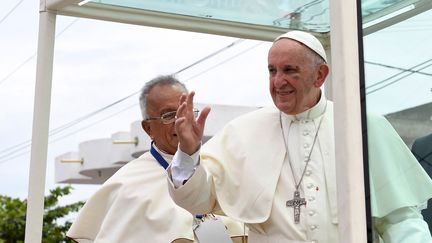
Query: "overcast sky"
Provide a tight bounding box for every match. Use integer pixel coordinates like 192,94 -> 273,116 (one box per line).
0,0 -> 273,203
0,0 -> 431,206
363,10 -> 432,115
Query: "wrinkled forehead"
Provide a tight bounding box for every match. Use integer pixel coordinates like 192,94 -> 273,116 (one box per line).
268,39 -> 309,61
147,85 -> 184,113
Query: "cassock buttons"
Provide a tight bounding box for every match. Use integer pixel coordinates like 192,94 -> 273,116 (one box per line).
305,170 -> 312,176
309,210 -> 316,216
308,196 -> 315,201
310,225 -> 318,230
303,130 -> 309,136
307,183 -> 314,189
303,143 -> 309,148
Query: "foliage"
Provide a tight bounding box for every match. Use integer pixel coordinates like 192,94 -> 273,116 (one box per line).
0,186 -> 84,243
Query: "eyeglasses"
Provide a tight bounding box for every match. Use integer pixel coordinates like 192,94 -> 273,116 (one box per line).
146,108 -> 199,125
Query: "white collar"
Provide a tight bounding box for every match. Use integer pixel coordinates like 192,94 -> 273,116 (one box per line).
151,143 -> 174,163
283,93 -> 327,122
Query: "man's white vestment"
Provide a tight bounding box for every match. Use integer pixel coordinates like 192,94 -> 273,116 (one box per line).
67,150 -> 245,242
169,97 -> 432,243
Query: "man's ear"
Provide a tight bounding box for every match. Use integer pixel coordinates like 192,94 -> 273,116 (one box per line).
141,120 -> 152,138
314,63 -> 329,88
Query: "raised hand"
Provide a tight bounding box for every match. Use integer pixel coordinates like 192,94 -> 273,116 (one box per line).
175,91 -> 211,155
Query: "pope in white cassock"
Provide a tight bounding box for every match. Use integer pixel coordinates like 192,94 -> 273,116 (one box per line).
167,31 -> 432,243
66,75 -> 246,243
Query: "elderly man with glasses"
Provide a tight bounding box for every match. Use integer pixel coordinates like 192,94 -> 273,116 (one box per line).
67,75 -> 246,243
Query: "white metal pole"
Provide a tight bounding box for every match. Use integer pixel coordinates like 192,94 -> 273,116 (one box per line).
24,7 -> 56,243
329,0 -> 368,242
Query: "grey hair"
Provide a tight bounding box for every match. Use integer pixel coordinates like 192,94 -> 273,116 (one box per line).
139,75 -> 188,119
303,45 -> 326,67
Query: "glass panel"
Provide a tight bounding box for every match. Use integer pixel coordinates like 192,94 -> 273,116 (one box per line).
361,2 -> 432,242
87,0 -> 331,32
77,0 -> 425,34
362,0 -> 417,18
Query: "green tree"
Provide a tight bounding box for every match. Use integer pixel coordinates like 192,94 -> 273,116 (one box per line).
0,186 -> 84,243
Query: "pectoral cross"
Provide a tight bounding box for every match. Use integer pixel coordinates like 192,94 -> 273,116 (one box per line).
286,190 -> 306,224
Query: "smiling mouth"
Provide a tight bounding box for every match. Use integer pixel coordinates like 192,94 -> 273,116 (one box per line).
277,90 -> 294,95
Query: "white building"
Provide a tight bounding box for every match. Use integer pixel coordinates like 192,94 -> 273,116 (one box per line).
55,103 -> 260,184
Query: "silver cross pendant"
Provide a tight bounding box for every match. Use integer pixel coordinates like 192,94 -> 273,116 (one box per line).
286,190 -> 307,224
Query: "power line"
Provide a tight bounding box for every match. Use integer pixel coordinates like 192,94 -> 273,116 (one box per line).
3,35 -> 427,162
49,90 -> 139,136
173,39 -> 244,75
365,61 -> 432,76
49,103 -> 138,144
366,59 -> 432,95
366,59 -> 432,90
0,18 -> 80,157
366,62 -> 432,95
0,0 -> 24,25
0,141 -> 31,161
0,38 -> 247,162
0,53 -> 35,86
183,42 -> 263,82
0,149 -> 30,164
52,39 -> 262,144
0,18 -> 79,86
379,28 -> 432,33
0,90 -> 140,160
88,40 -> 258,139
0,139 -> 30,155
0,102 -> 139,164
50,38 -> 247,136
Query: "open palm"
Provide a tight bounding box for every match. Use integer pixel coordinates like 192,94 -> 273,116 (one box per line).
175,91 -> 211,155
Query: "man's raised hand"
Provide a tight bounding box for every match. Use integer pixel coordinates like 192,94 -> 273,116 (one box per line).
175,91 -> 211,155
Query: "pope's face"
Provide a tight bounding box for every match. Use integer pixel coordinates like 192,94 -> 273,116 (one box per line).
268,39 -> 324,115
142,84 -> 185,155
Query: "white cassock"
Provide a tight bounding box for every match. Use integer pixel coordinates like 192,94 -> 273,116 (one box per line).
67,145 -> 245,243
168,94 -> 432,243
